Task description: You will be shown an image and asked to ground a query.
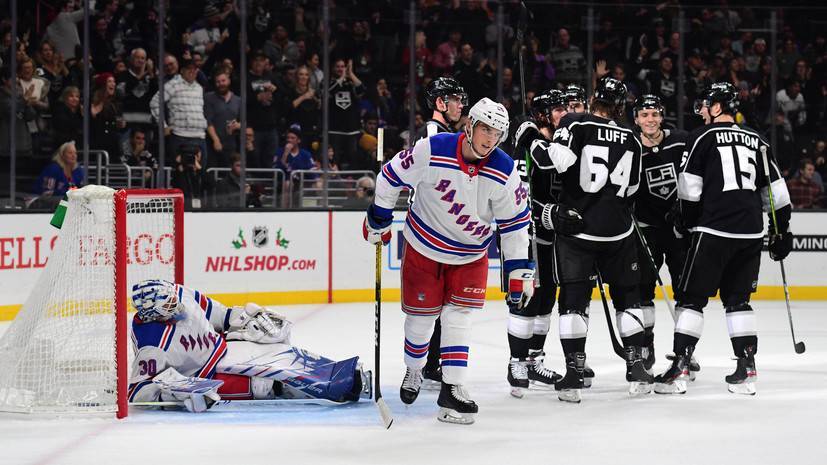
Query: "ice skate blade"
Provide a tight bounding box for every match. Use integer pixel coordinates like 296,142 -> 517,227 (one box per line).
628,382 -> 653,396
654,379 -> 687,394
727,381 -> 756,395
510,387 -> 525,398
557,389 -> 581,403
437,407 -> 475,425
528,380 -> 556,389
421,379 -> 441,391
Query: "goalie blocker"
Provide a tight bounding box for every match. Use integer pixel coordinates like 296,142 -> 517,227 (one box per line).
128,280 -> 371,412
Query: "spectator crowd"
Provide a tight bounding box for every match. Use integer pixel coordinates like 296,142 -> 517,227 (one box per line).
1,0 -> 826,209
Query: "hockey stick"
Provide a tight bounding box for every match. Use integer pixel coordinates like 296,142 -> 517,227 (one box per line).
760,145 -> 805,354
630,214 -> 677,322
595,269 -> 625,359
374,244 -> 394,427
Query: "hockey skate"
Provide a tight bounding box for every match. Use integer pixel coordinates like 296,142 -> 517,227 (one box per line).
624,347 -> 654,395
437,382 -> 478,425
655,346 -> 693,394
554,352 -> 586,403
400,367 -> 423,405
666,352 -> 701,381
583,363 -> 594,388
507,358 -> 529,398
527,350 -> 562,388
725,346 -> 757,395
421,364 -> 442,391
642,343 -> 656,374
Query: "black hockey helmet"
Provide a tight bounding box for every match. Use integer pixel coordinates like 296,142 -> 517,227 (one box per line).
530,89 -> 568,121
633,94 -> 665,118
564,83 -> 587,104
694,82 -> 739,115
593,76 -> 627,108
424,77 -> 468,110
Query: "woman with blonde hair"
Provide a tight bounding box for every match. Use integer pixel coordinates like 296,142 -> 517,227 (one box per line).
33,141 -> 85,197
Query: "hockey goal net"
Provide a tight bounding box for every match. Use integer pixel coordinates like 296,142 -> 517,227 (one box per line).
0,186 -> 183,418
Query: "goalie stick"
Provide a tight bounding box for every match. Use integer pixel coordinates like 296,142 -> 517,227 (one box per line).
595,269 -> 625,359
760,145 -> 805,354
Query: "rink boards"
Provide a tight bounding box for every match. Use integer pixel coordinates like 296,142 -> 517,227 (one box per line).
1,210 -> 826,320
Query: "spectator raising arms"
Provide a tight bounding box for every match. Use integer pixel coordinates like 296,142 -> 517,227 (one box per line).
327,58 -> 364,170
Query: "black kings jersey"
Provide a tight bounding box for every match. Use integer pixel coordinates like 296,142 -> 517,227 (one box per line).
552,112 -> 642,241
636,129 -> 687,228
416,119 -> 452,142
678,122 -> 790,238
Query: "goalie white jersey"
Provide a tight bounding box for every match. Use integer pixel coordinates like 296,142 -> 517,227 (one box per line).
128,285 -> 237,403
375,132 -> 531,265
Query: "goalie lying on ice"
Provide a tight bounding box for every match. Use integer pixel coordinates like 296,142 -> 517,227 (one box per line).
128,279 -> 371,412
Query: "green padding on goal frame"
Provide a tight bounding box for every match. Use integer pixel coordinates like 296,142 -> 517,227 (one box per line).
1,286 -> 826,321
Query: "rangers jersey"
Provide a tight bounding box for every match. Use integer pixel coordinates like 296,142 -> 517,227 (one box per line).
128,285 -> 238,403
636,128 -> 687,228
374,132 -> 531,265
678,123 -> 791,238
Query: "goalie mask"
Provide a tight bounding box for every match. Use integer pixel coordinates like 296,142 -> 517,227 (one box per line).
465,97 -> 509,159
132,280 -> 184,322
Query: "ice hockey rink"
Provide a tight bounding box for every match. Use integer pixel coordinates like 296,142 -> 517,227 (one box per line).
0,299 -> 824,465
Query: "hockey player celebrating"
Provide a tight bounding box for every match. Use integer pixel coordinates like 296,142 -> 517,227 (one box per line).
631,94 -> 690,373
548,77 -> 649,402
414,77 -> 468,389
655,82 -> 793,395
564,84 -> 587,114
128,280 -> 370,412
505,89 -> 574,398
363,97 -> 533,424
416,77 -> 468,140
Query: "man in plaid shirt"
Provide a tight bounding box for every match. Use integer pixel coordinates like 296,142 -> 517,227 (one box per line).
151,59 -> 209,168
788,159 -> 824,209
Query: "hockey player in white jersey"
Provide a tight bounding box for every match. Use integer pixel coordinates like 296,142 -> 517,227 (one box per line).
128,280 -> 371,412
363,98 -> 534,424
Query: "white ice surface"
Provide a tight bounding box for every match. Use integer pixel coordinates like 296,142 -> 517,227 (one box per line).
0,300 -> 825,465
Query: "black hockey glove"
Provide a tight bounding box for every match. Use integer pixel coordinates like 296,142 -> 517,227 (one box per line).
768,230 -> 793,261
514,120 -> 543,155
665,202 -> 688,238
541,203 -> 584,236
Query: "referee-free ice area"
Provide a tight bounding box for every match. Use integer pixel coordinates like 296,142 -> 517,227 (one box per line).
0,300 -> 824,465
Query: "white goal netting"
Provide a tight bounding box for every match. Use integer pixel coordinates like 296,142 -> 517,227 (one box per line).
0,186 -> 180,416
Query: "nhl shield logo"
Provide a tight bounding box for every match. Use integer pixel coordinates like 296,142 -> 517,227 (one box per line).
253,226 -> 269,248
645,163 -> 677,200
468,166 -> 476,174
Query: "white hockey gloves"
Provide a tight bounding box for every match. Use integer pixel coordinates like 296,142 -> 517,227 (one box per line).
504,260 -> 536,311
153,368 -> 223,413
226,303 -> 293,344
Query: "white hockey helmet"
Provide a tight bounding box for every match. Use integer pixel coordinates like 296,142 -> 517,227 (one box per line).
466,97 -> 509,154
132,279 -> 183,322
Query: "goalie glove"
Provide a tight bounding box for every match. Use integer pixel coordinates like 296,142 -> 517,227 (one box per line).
541,203 -> 584,236
226,303 -> 293,344
362,204 -> 393,245
504,259 -> 535,311
153,368 -> 223,413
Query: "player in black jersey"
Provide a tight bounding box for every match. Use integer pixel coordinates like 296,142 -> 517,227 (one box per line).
564,84 -> 587,113
417,77 -> 468,388
655,83 -> 793,395
544,77 -> 651,402
505,89 -> 573,398
415,77 -> 467,142
631,95 -> 690,374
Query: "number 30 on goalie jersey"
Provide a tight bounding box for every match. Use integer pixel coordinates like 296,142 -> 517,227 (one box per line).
552,113 -> 642,240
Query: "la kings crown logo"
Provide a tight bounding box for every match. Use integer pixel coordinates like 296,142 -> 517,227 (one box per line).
645,163 -> 677,200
